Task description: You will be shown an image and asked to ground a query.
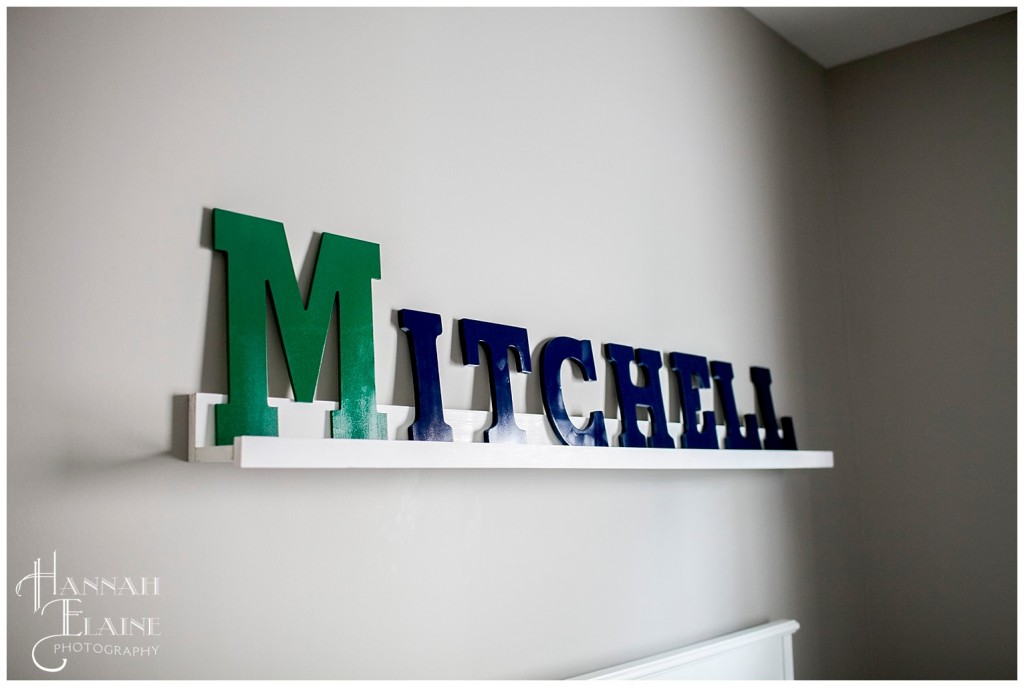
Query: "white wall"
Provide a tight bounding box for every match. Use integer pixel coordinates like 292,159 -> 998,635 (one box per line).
827,13 -> 1016,679
8,8 -> 852,678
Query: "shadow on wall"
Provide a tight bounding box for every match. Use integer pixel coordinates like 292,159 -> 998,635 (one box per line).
170,394 -> 189,461
198,207 -> 225,395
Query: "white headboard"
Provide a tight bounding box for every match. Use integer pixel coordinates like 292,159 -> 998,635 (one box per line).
571,619 -> 800,680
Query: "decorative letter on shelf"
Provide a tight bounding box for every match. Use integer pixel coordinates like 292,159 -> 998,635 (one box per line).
668,352 -> 719,449
540,337 -> 608,447
213,208 -> 387,445
458,318 -> 532,444
605,343 -> 674,449
398,308 -> 453,442
751,366 -> 798,450
193,208 -> 827,470
710,360 -> 761,450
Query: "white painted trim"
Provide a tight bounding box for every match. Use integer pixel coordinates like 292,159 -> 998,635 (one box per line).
190,393 -> 833,470
782,632 -> 795,679
571,619 -> 800,680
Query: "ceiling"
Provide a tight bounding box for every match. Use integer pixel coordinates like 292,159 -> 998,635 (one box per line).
746,6 -> 1015,68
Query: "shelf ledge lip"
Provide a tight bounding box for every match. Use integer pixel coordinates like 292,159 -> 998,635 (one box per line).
233,436 -> 834,470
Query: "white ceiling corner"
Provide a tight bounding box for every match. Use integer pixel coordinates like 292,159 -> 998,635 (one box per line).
746,6 -> 1015,68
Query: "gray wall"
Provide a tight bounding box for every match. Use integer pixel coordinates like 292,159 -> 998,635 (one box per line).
8,8 -> 849,679
8,9 -> 856,683
7,7 -> 1015,681
827,12 -> 1016,679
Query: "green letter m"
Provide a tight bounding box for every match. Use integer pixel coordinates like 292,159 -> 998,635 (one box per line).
213,208 -> 387,445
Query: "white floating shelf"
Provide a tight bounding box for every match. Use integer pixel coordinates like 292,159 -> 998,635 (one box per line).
189,393 -> 833,470
234,436 -> 832,470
